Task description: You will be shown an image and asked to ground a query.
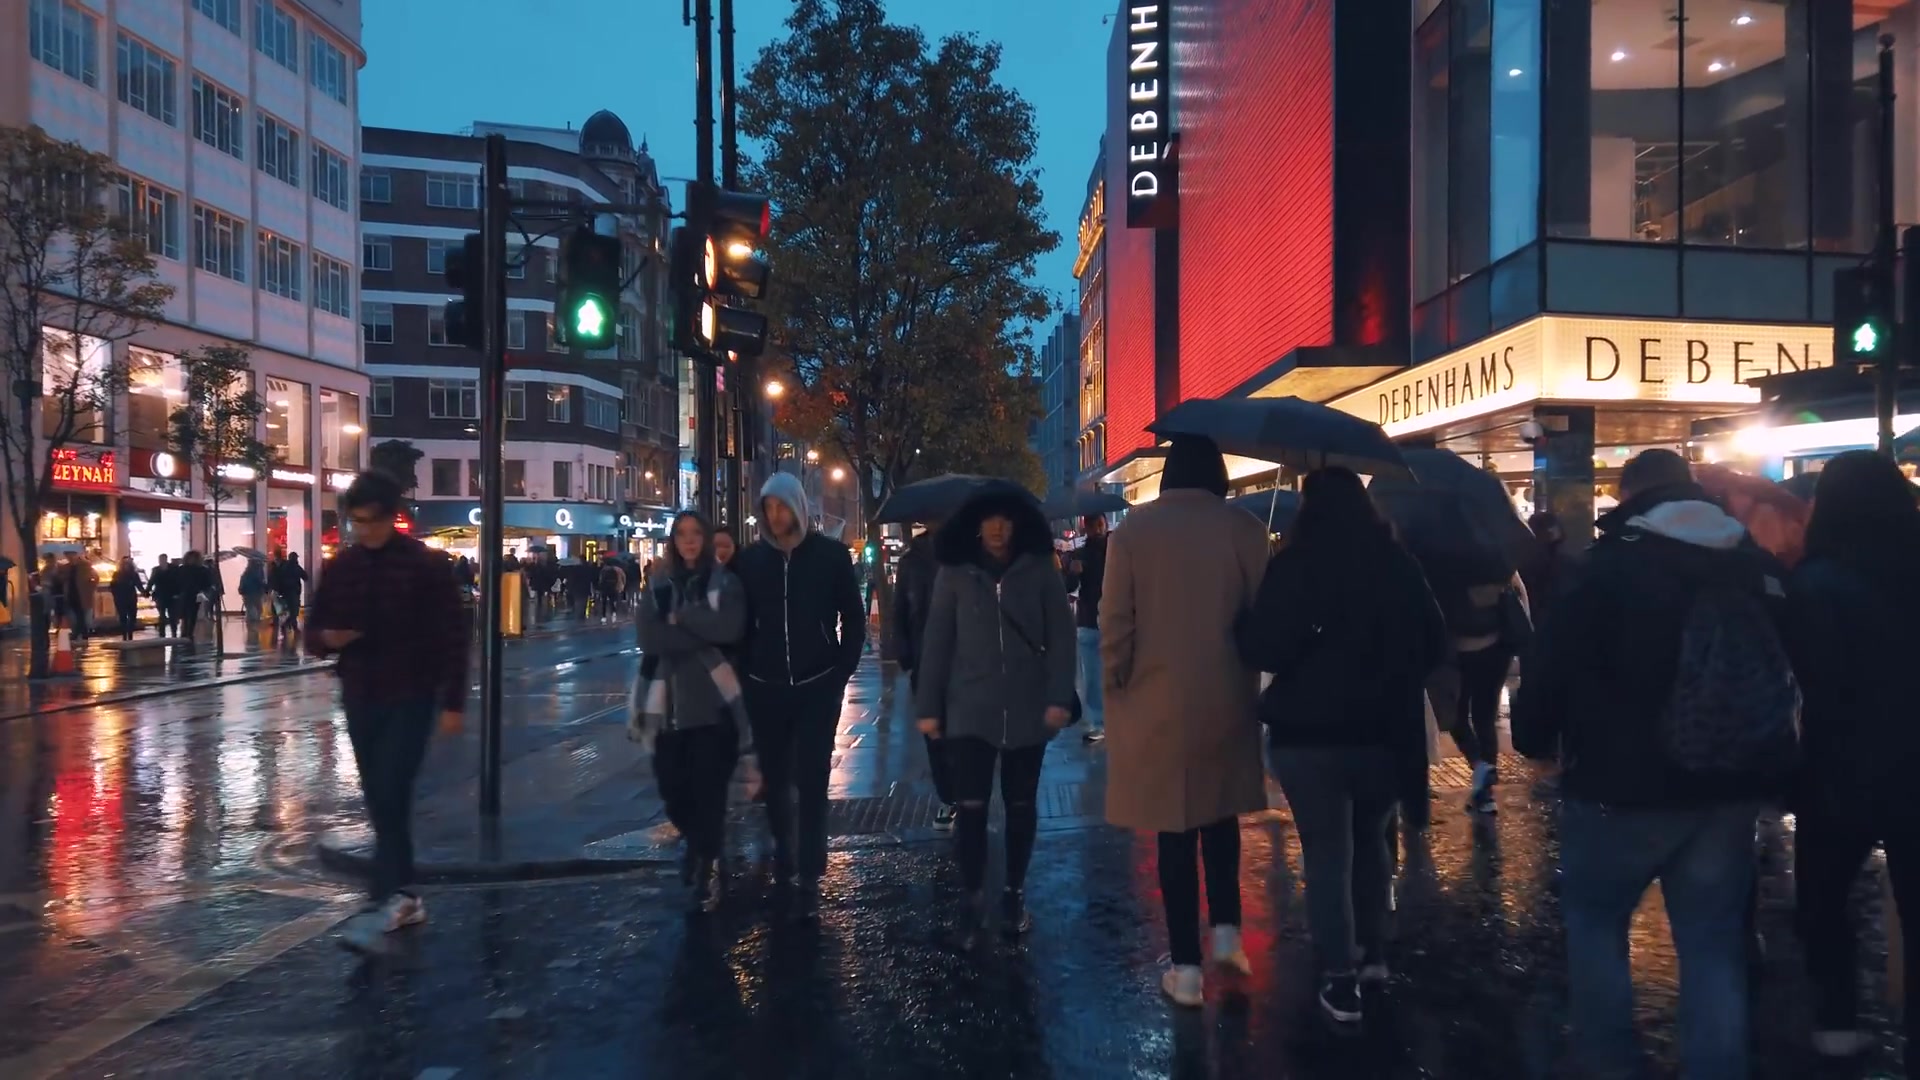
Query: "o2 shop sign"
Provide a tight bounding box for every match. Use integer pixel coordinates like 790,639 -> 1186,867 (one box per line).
1123,1 -> 1176,229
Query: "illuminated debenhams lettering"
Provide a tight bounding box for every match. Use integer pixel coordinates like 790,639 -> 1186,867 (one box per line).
1377,348 -> 1520,426
1124,2 -> 1174,229
1581,335 -> 1825,386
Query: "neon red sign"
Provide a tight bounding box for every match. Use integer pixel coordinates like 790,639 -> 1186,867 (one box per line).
50,448 -> 116,491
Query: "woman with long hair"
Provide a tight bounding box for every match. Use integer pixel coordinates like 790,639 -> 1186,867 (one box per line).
1785,450 -> 1919,1065
914,490 -> 1077,947
1237,467 -> 1446,1026
632,510 -> 750,913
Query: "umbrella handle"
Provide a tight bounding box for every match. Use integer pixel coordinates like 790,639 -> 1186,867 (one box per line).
1266,492 -> 1278,534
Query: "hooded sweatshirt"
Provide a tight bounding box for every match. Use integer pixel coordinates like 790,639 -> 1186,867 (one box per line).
732,471 -> 867,687
1512,485 -> 1788,807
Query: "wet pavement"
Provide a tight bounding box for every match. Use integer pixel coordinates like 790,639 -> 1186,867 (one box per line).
0,654 -> 1907,1079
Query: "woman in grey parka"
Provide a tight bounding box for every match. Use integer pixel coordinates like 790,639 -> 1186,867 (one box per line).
914,490 -> 1077,944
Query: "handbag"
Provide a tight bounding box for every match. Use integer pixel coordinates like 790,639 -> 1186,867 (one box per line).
997,603 -> 1084,724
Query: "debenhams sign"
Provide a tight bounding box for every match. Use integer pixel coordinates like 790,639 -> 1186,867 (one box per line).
1123,1 -> 1175,229
1331,316 -> 1836,437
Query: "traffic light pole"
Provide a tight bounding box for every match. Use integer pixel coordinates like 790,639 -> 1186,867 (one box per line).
477,133 -> 510,818
720,0 -> 746,529
692,0 -> 720,522
1877,34 -> 1898,457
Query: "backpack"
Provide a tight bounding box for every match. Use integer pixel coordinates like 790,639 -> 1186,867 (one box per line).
1661,563 -> 1802,779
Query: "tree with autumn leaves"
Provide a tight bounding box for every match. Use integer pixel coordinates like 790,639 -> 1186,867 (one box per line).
740,0 -> 1057,519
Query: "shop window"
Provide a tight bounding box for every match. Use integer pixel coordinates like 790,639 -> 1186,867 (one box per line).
319,388 -> 361,470
552,460 -> 572,500
127,346 -> 182,452
1448,0 -> 1492,280
431,458 -> 460,497
265,376 -> 310,467
40,328 -> 110,445
1489,0 -> 1539,261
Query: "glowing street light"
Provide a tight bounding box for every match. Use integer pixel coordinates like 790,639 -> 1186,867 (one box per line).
765,379 -> 785,399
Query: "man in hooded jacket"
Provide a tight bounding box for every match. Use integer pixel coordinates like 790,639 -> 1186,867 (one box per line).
732,471 -> 867,916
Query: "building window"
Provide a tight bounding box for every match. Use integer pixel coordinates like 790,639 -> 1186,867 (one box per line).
29,0 -> 98,88
192,204 -> 246,282
361,235 -> 392,271
504,459 -> 526,496
506,382 -> 525,421
552,460 -> 572,500
115,33 -> 177,127
425,173 -> 479,210
253,1 -> 298,72
506,313 -> 527,351
191,75 -> 244,159
430,458 -> 460,497
507,244 -> 526,280
370,377 -> 393,417
113,175 -> 181,261
359,169 -> 391,204
618,310 -> 638,357
312,254 -> 351,317
546,385 -> 572,423
427,379 -> 479,420
192,0 -> 240,35
311,143 -> 350,211
257,232 -> 303,301
467,459 -> 482,498
320,388 -> 361,470
255,113 -> 300,188
426,239 -> 455,274
1488,0 -> 1539,262
428,310 -> 451,346
362,301 -> 394,344
307,31 -> 348,104
264,376 -> 309,467
584,390 -> 620,433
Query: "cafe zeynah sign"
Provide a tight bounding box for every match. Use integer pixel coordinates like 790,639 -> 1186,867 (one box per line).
1331,316 -> 1836,437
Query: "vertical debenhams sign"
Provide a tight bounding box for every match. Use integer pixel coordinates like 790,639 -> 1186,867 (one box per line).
1123,1 -> 1175,229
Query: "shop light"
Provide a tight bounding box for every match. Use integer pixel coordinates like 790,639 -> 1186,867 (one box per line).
1507,68 -> 1523,77
341,423 -> 363,435
1707,60 -> 1729,74
1610,50 -> 1628,62
1730,414 -> 1920,458
1733,14 -> 1753,27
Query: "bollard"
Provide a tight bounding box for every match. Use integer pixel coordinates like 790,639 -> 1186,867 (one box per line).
498,570 -> 524,637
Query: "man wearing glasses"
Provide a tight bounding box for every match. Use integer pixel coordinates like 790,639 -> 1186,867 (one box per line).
308,471 -> 470,952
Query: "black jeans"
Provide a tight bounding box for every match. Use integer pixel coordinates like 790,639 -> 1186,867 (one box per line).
345,699 -> 436,903
1452,646 -> 1511,767
654,724 -> 739,860
1271,745 -> 1399,973
745,676 -> 845,881
114,599 -> 137,640
944,737 -> 1046,893
1158,818 -> 1243,966
1795,807 -> 1919,1052
153,597 -> 175,637
179,599 -> 201,640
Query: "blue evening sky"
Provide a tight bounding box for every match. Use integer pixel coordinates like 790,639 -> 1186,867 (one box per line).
360,0 -> 1112,321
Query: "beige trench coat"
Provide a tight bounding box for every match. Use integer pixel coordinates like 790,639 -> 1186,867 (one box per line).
1099,489 -> 1271,834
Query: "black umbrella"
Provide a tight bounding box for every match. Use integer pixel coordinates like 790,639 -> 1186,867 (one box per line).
1226,489 -> 1300,534
1368,449 -> 1533,583
1041,487 -> 1131,521
874,474 -> 1035,525
1147,396 -> 1412,479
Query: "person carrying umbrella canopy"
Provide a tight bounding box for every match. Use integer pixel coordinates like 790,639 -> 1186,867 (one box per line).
1147,396 -> 1412,480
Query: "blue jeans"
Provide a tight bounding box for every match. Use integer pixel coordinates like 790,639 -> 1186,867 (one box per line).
1075,627 -> 1103,731
1559,799 -> 1760,1080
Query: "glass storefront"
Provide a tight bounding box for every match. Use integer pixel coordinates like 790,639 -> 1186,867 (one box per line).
211,486 -> 255,597
266,377 -> 311,467
39,495 -> 110,550
124,508 -> 193,569
267,486 -> 311,566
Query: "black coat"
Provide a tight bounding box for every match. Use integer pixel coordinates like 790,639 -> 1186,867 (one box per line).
891,533 -> 939,676
733,532 -> 866,687
1061,534 -> 1107,630
1511,487 -> 1788,808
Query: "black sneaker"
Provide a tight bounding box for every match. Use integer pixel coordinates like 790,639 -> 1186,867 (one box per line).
1319,975 -> 1363,1025
1001,888 -> 1033,936
933,804 -> 957,831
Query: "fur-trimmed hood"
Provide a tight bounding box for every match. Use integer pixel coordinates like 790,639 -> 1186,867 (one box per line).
934,490 -> 1053,567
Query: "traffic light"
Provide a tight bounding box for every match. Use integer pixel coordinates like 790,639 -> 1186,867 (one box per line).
673,183 -> 772,360
442,232 -> 483,349
1834,264 -> 1893,364
863,542 -> 876,564
555,226 -> 622,351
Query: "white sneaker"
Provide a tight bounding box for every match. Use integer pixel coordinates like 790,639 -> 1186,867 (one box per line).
338,910 -> 391,954
1161,964 -> 1204,1008
1209,925 -> 1252,975
380,892 -> 426,932
1811,1030 -> 1874,1058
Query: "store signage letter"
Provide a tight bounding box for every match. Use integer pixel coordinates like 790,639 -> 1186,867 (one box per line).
1124,2 -> 1175,229
554,508 -> 575,529
50,448 -> 116,491
1580,334 -> 1829,389
1376,347 -> 1520,427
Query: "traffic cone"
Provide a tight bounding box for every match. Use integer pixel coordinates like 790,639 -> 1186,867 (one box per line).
51,627 -> 74,674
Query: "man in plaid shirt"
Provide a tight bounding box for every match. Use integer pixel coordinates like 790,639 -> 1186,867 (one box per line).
308,470 -> 469,952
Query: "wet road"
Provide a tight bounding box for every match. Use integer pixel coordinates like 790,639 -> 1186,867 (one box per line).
0,656 -> 1907,1079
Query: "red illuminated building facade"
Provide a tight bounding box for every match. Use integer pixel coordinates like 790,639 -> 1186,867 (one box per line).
1095,0 -> 1412,496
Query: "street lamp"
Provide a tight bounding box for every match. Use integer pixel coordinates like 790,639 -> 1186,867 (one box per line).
806,449 -> 820,463
765,378 -> 785,399
830,466 -> 847,482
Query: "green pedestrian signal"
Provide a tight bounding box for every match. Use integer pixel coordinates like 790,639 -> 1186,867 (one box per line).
572,295 -> 610,340
1834,266 -> 1892,363
1851,321 -> 1880,356
555,227 -> 622,352
863,543 -> 876,563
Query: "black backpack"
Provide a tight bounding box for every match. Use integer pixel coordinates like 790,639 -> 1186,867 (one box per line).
1661,557 -> 1802,779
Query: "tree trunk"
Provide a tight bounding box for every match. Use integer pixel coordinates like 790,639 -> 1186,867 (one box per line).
208,506 -> 224,655
17,528 -> 47,680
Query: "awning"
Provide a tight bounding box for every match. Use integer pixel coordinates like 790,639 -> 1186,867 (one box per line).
117,491 -> 207,513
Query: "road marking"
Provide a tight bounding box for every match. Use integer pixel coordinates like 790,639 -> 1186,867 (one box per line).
565,702 -> 627,726
0,901 -> 358,1079
417,1070 -> 461,1080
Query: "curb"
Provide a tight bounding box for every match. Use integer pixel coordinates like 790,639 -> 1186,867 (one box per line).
314,832 -> 667,884
0,628 -> 637,723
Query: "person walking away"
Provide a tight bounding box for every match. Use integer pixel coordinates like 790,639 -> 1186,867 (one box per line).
1417,542 -> 1528,815
65,553 -> 98,642
272,552 -> 308,636
148,554 -> 178,637
1782,450 -> 1920,1067
238,557 -> 268,624
913,496 -> 1075,944
893,519 -> 956,830
1100,435 -> 1271,1008
109,557 -> 145,640
1061,514 -> 1109,744
1513,449 -> 1796,1080
632,511 -> 749,913
712,526 -> 738,570
1237,467 -> 1446,1025
598,556 -> 626,618
173,552 -> 215,643
732,472 -> 865,918
308,471 -> 471,952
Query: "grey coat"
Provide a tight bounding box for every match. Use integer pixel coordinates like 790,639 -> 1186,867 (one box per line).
913,550 -> 1077,751
635,567 -> 748,731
